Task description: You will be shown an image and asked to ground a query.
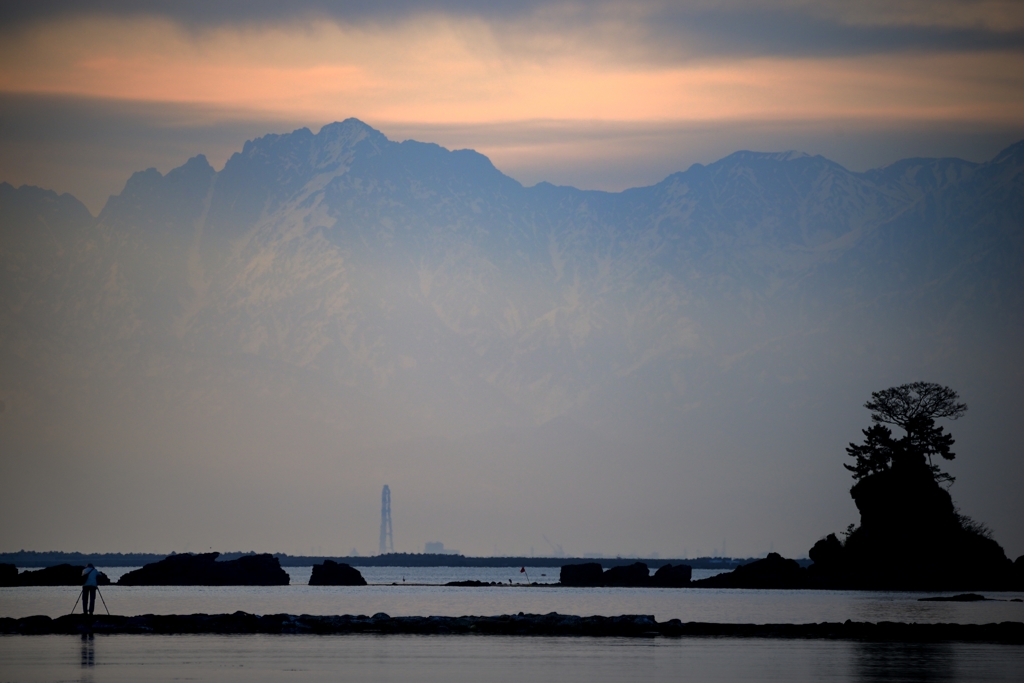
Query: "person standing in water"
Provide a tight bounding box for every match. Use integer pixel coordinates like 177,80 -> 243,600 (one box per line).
81,564 -> 98,615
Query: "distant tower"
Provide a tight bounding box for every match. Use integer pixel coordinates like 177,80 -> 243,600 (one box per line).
379,485 -> 394,555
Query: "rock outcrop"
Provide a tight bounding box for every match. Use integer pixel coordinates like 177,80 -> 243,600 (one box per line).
0,563 -> 17,586
691,553 -> 807,588
308,560 -> 366,586
118,553 -> 289,586
808,460 -> 1014,590
848,461 -> 1010,589
559,563 -> 605,586
14,564 -> 111,587
559,562 -> 692,587
806,534 -> 845,581
651,563 -> 693,587
602,562 -> 652,587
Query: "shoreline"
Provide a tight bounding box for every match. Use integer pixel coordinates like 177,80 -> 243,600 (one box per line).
3,613 -> 1022,643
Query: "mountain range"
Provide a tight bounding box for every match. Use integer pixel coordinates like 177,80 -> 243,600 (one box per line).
1,119 -> 1021,557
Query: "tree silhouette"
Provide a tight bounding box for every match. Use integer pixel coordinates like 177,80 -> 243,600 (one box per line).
864,382 -> 967,426
844,423 -> 898,480
811,382 -> 1015,590
846,382 -> 965,485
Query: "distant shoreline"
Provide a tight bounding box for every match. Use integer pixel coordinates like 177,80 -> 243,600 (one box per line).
1,551 -> 800,570
3,613 -> 1021,642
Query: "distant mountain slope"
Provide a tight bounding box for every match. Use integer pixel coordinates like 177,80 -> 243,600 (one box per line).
2,120 -> 1021,427
1,120 -> 1021,557
0,182 -> 95,399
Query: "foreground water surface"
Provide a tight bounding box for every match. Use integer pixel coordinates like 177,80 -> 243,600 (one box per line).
1,633 -> 1021,683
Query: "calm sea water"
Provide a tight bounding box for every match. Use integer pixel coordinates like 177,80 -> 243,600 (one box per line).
1,633 -> 1021,683
2,566 -> 1023,682
3,566 -> 1024,624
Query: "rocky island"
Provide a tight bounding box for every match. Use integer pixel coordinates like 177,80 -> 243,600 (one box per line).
117,552 -> 289,586
559,562 -> 692,587
308,560 -> 367,586
0,564 -> 111,587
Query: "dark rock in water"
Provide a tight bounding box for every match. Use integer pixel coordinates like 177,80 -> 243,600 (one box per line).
651,563 -> 692,587
16,564 -> 111,587
813,461 -> 1014,590
118,552 -> 289,586
560,562 -> 689,587
847,462 -> 1011,589
692,553 -> 808,589
918,593 -> 989,602
308,560 -> 366,586
559,562 -> 604,586
807,534 -> 845,579
0,563 -> 17,586
603,562 -> 651,587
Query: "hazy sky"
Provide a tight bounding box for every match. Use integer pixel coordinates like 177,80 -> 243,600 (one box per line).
2,0 -> 1024,212
1,2 -> 1022,561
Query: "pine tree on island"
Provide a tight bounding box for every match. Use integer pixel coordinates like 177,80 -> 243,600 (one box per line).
809,382 -> 1015,590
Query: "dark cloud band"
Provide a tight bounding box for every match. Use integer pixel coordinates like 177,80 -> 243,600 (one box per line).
2,1 -> 1022,58
650,7 -> 1024,58
0,0 -> 547,26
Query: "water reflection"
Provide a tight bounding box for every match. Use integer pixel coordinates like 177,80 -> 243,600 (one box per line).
853,642 -> 956,681
1,634 -> 1021,682
80,633 -> 95,683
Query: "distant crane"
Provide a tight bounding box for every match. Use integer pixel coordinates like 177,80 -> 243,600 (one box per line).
542,535 -> 564,558
379,485 -> 394,555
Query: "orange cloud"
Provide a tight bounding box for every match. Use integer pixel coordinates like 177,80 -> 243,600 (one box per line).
1,14 -> 1022,127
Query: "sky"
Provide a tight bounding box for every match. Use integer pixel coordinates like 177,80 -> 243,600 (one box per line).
1,2 -> 1023,561
1,0 -> 1024,212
